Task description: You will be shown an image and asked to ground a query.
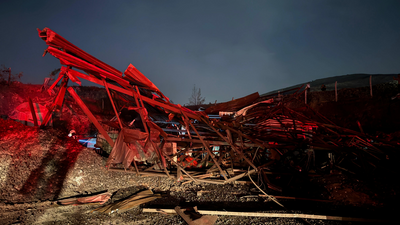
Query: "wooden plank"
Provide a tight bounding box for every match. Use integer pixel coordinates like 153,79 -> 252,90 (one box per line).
224,169 -> 257,184
67,87 -> 114,147
192,179 -> 225,185
142,208 -> 391,223
28,97 -> 38,127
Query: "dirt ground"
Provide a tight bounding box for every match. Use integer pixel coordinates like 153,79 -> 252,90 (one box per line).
0,83 -> 399,224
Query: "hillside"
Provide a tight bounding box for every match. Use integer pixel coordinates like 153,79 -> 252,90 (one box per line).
261,73 -> 397,96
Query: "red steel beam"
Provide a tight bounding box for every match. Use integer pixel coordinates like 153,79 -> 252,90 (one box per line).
28,97 -> 38,127
46,46 -> 130,88
55,73 -> 70,110
47,71 -> 64,95
67,69 -> 201,120
38,28 -> 122,77
67,87 -> 114,147
41,75 -> 69,127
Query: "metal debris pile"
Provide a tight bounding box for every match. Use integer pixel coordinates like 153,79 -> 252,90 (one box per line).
37,27 -> 398,190
90,189 -> 161,214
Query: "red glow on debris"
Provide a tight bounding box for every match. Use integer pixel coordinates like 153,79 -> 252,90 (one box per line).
0,118 -> 84,201
180,156 -> 198,168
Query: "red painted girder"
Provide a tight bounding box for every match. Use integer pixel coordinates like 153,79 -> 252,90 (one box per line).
67,68 -> 201,120
28,97 -> 38,127
41,75 -> 69,127
67,87 -> 114,147
38,28 -> 122,77
46,46 -> 130,88
47,71 -> 64,95
63,66 -> 81,86
124,64 -> 159,92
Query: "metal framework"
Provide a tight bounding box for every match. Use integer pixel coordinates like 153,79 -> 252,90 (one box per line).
37,27 -> 396,187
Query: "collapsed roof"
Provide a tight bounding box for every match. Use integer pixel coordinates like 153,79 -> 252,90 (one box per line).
37,27 -> 398,186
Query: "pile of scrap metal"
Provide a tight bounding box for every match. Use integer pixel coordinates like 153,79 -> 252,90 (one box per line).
37,27 -> 397,187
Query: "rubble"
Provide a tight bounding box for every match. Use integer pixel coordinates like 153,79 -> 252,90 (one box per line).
36,27 -> 399,189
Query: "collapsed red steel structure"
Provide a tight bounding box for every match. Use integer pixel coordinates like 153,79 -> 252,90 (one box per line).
37,27 -> 393,186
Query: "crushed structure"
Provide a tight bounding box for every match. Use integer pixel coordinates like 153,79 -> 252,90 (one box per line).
37,27 -> 398,188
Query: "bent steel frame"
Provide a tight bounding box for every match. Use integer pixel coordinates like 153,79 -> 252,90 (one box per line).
37,27 -> 396,187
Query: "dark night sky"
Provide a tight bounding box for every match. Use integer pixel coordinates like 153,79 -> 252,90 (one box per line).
1,0 -> 400,105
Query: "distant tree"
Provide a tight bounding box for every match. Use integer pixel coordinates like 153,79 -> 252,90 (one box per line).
188,84 -> 205,105
0,65 -> 9,82
11,71 -> 23,82
0,64 -> 23,85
